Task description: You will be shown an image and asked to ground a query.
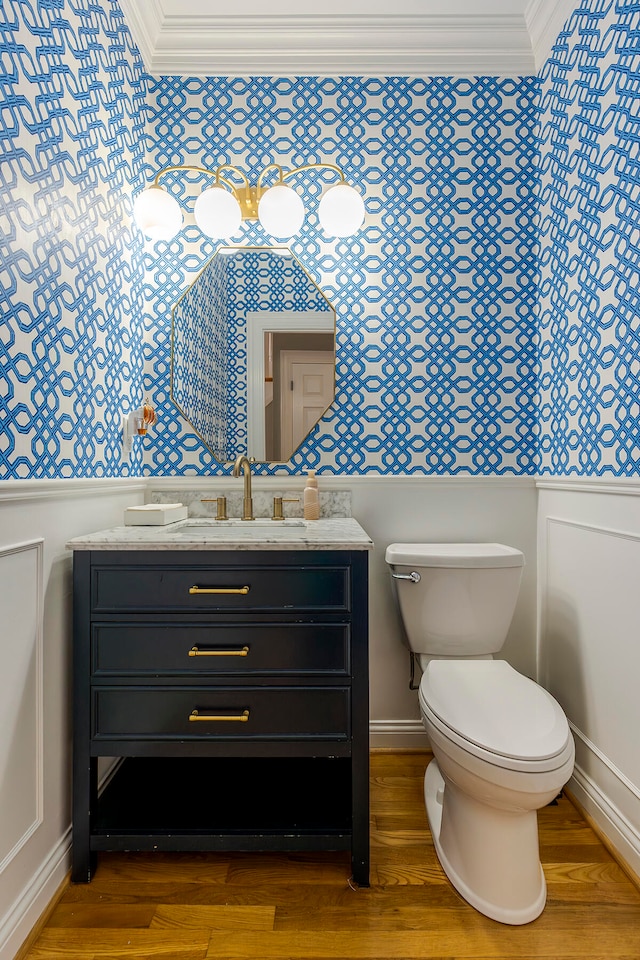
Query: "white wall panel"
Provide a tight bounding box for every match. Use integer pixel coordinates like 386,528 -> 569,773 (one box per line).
538,482 -> 640,878
542,518 -> 640,785
0,480 -> 145,960
0,541 -> 43,871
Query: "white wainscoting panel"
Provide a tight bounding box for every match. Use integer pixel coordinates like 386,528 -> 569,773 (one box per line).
542,518 -> 640,787
0,479 -> 146,960
0,540 -> 44,873
538,483 -> 640,878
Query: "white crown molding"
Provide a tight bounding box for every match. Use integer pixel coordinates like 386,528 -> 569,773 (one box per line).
118,0 -> 165,70
118,1 -> 580,77
119,6 -> 536,77
524,0 -> 576,71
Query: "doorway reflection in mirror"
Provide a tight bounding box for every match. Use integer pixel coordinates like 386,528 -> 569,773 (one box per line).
171,247 -> 336,463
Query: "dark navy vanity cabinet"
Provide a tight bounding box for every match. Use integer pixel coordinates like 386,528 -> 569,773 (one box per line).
71,548 -> 369,885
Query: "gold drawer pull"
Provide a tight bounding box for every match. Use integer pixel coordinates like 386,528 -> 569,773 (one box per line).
189,709 -> 250,722
189,585 -> 250,595
189,645 -> 249,657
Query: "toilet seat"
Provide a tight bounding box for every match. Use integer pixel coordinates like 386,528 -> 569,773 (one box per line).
419,660 -> 573,774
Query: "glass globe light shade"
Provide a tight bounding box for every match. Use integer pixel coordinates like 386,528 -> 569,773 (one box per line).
258,183 -> 305,238
132,186 -> 183,241
193,185 -> 242,239
318,183 -> 365,237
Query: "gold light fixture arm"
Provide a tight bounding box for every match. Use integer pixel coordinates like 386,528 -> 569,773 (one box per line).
151,163 -> 257,217
215,164 -> 257,218
256,162 -> 346,189
152,164 -> 219,187
257,162 -> 284,188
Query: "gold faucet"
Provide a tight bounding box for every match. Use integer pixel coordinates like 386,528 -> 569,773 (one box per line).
232,454 -> 254,520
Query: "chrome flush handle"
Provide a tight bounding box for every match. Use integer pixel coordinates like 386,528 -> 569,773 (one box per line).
392,571 -> 421,583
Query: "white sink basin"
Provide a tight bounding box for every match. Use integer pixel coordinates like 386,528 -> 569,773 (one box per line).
170,519 -> 308,538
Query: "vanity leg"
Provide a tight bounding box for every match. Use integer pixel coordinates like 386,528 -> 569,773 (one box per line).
72,550 -> 96,882
351,741 -> 371,886
350,551 -> 370,887
72,755 -> 97,883
351,749 -> 370,887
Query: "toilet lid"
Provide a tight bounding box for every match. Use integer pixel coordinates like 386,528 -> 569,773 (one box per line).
385,542 -> 524,568
419,660 -> 569,762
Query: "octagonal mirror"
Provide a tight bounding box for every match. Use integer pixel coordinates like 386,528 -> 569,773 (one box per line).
171,247 -> 336,463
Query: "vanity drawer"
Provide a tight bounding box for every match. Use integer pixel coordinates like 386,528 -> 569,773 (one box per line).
92,686 -> 350,740
91,622 -> 350,676
91,562 -> 350,613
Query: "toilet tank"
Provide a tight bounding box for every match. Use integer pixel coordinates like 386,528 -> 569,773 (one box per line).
385,543 -> 524,657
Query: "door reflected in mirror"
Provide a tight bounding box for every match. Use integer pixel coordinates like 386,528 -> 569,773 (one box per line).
171,247 -> 336,463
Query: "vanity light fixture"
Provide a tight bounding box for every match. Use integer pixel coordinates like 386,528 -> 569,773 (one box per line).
132,162 -> 365,242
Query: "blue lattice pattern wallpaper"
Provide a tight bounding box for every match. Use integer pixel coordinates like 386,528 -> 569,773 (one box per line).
5,1 -> 635,480
172,251 -> 229,460
0,0 -> 148,479
536,0 -> 640,475
142,76 -> 540,476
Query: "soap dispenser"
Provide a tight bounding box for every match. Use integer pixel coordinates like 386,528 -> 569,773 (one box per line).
303,470 -> 320,520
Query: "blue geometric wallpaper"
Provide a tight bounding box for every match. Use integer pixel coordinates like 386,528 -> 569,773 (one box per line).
536,0 -> 640,475
142,75 -> 541,476
1,0 -> 637,480
0,0 -> 147,479
171,249 -> 229,465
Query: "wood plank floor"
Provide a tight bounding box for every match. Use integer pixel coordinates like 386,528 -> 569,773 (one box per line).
22,752 -> 640,959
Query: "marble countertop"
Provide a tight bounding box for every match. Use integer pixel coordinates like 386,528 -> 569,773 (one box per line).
66,516 -> 373,551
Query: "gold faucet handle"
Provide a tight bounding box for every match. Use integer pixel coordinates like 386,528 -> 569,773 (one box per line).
272,497 -> 299,520
201,497 -> 228,520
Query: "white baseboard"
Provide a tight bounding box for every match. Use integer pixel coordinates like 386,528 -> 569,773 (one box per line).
369,719 -> 429,750
0,832 -> 70,960
1,763 -> 123,960
568,764 -> 640,882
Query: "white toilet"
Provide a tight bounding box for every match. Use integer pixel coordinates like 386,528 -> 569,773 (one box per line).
385,542 -> 575,925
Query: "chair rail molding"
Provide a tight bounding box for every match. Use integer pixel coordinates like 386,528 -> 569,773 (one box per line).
535,477 -> 640,497
0,478 -> 147,505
